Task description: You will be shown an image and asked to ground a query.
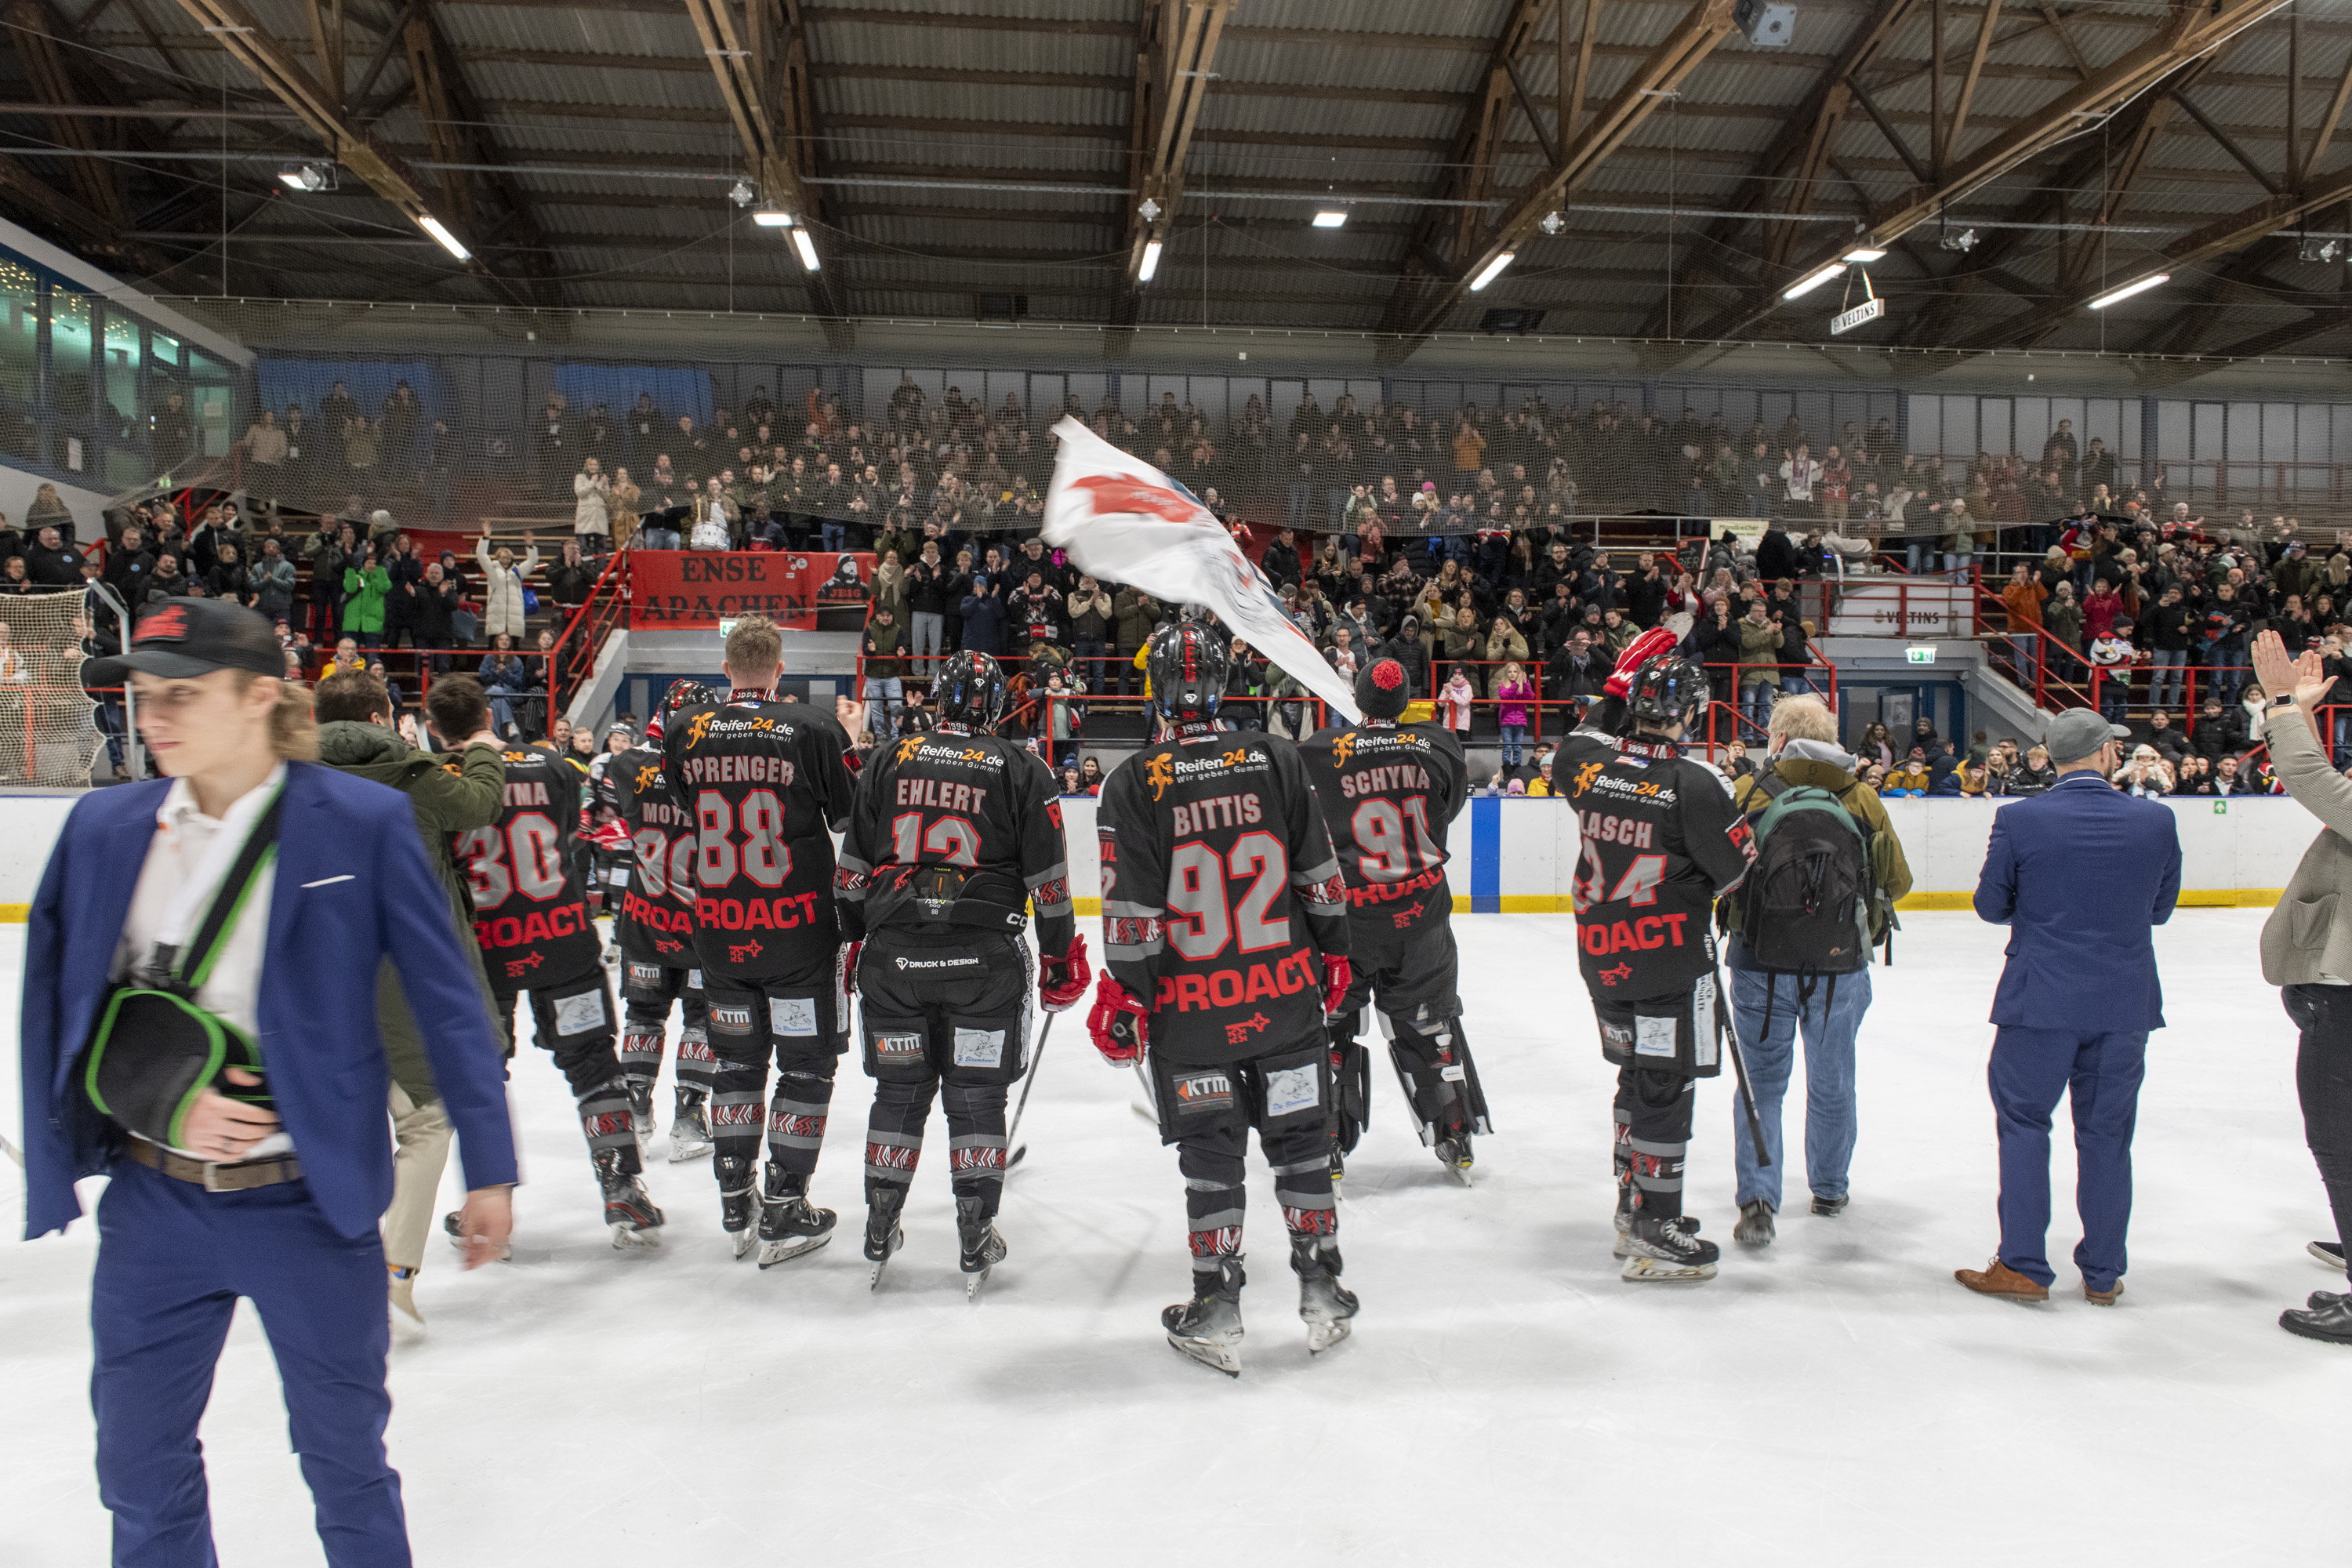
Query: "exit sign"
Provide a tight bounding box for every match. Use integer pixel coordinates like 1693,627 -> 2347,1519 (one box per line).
1905,644 -> 1936,664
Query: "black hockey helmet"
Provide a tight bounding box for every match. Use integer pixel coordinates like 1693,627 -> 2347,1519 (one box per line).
1147,621 -> 1228,721
935,649 -> 1007,730
1627,654 -> 1707,732
1356,657 -> 1410,720
644,679 -> 717,742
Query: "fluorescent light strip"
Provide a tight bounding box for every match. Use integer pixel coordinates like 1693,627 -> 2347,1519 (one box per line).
751,209 -> 790,227
1311,209 -> 1348,228
1468,251 -> 1514,291
2087,273 -> 2169,310
416,215 -> 470,261
1781,261 -> 1846,299
1138,238 -> 1163,282
791,229 -> 820,271
1842,246 -> 1886,263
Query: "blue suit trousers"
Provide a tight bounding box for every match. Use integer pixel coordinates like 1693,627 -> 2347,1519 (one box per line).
1987,1025 -> 2147,1291
93,1160 -> 408,1568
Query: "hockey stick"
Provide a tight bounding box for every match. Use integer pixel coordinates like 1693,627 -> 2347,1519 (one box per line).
1131,1057 -> 1158,1123
1004,1014 -> 1055,1171
1722,998 -> 1771,1170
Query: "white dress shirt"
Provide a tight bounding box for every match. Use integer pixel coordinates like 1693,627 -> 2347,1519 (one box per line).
111,763 -> 292,1157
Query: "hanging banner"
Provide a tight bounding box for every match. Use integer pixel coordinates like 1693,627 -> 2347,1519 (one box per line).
630,550 -> 875,631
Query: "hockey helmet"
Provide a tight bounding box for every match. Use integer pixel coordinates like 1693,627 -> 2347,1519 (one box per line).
1146,621 -> 1229,721
935,649 -> 1008,730
1626,654 -> 1708,732
1356,656 -> 1410,720
644,679 -> 717,743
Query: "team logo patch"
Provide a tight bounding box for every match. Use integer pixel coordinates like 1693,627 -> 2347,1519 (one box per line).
1171,1071 -> 1234,1116
688,970 -> 703,988
711,1006 -> 754,1036
1262,1065 -> 1319,1118
552,990 -> 606,1036
874,1032 -> 924,1062
1635,1014 -> 1679,1058
771,997 -> 818,1037
1601,1019 -> 1635,1050
953,1028 -> 1005,1069
627,963 -> 662,987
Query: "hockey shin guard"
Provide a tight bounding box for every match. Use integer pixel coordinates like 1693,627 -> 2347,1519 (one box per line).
675,1024 -> 721,1092
1176,1127 -> 1249,1267
1625,1068 -> 1697,1219
766,1069 -> 834,1179
706,1051 -> 768,1166
864,1076 -> 934,1207
618,1022 -> 666,1090
1613,1078 -> 1635,1214
578,1079 -> 642,1178
942,1080 -> 1010,1221
1381,1011 -> 1490,1145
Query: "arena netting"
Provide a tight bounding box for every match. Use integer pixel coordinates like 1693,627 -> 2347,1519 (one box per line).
0,587 -> 105,788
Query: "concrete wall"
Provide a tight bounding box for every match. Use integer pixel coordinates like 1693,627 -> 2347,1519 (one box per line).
0,791 -> 2313,921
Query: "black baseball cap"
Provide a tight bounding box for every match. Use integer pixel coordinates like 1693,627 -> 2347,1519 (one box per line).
85,599 -> 284,684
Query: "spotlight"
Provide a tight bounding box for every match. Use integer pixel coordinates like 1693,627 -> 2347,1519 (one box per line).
1938,226 -> 1978,252
416,214 -> 470,261
728,180 -> 755,208
1539,211 -> 1565,236
752,208 -> 792,227
791,229 -> 820,271
1312,209 -> 1348,229
1468,251 -> 1515,292
2302,235 -> 2342,263
277,162 -> 334,192
1138,197 -> 1162,223
2087,274 -> 2168,310
1138,238 -> 1163,282
1781,261 -> 1845,299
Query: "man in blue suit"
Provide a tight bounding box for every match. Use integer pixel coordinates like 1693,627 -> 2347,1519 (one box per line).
20,598 -> 517,1567
1963,707 -> 2182,1306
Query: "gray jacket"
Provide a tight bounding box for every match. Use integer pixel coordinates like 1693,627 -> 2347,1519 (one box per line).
2259,713 -> 2352,987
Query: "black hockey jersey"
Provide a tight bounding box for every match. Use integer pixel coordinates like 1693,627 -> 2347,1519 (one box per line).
1566,736 -> 1754,996
609,742 -> 698,968
453,745 -> 601,989
659,690 -> 856,981
1096,721 -> 1350,1065
1298,718 -> 1468,938
835,723 -> 1076,957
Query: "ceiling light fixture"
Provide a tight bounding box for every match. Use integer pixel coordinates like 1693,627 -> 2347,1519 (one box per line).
278,162 -> 333,191
1468,251 -> 1514,291
2087,273 -> 2168,310
1782,261 -> 1846,299
1539,211 -> 1564,235
790,229 -> 820,271
1137,197 -> 1162,223
416,214 -> 470,261
752,208 -> 791,227
1138,238 -> 1163,282
728,180 -> 755,207
1842,246 -> 1886,263
1311,209 -> 1348,228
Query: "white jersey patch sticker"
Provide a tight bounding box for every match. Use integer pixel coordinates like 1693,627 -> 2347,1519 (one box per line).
553,989 -> 607,1036
953,1028 -> 1005,1069
1635,1014 -> 1679,1058
771,996 -> 818,1037
688,970 -> 702,989
1263,1065 -> 1320,1117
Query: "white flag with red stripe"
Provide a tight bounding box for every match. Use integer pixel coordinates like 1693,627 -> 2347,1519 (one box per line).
1042,416 -> 1361,724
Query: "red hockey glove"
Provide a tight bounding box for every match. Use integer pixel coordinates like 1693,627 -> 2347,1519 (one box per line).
1087,975 -> 1149,1065
1039,933 -> 1092,1013
1320,954 -> 1352,1018
839,939 -> 863,996
1603,625 -> 1683,700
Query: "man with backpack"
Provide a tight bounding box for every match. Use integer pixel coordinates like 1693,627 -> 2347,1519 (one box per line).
1718,693 -> 1911,1247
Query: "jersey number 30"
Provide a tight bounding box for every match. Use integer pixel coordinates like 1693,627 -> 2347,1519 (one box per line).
457,814 -> 564,909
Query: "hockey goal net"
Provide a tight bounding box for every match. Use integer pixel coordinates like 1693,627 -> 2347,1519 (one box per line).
0,586 -> 103,787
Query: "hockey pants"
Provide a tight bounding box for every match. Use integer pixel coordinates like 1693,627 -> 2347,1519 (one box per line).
856,930 -> 1033,1222
1154,1040 -> 1334,1276
619,959 -> 720,1100
493,967 -> 641,1179
702,963 -> 851,1183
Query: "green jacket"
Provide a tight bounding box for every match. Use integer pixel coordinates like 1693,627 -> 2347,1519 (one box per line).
1723,755 -> 1914,944
316,720 -> 506,1101
1737,615 -> 1783,686
341,564 -> 390,633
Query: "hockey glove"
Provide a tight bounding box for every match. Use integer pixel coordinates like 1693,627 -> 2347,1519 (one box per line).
1087,975 -> 1149,1065
1320,954 -> 1352,1019
1039,933 -> 1092,1013
839,939 -> 863,996
1603,625 -> 1683,700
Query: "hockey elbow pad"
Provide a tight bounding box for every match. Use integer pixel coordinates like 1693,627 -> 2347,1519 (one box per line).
1087,975 -> 1148,1065
1039,932 -> 1092,1014
1319,954 -> 1352,1019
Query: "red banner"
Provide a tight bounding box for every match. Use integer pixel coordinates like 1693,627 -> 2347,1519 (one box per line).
629,550 -> 875,631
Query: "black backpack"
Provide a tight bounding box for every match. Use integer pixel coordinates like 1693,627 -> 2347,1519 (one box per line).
1734,771 -> 1874,978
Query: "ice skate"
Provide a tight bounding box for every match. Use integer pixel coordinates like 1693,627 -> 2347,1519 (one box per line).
2310,1240 -> 2344,1269
1621,1214 -> 1719,1281
594,1149 -> 664,1250
1812,1193 -> 1849,1218
754,1165 -> 837,1269
1163,1257 -> 1245,1377
387,1265 -> 423,1335
715,1154 -> 759,1259
1290,1235 -> 1358,1354
864,1188 -> 906,1290
626,1082 -> 658,1152
442,1208 -> 512,1261
668,1087 -> 714,1162
1734,1200 -> 1776,1247
1433,1131 -> 1474,1186
957,1195 -> 1007,1300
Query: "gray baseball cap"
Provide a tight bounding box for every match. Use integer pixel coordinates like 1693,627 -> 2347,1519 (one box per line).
2045,707 -> 2129,766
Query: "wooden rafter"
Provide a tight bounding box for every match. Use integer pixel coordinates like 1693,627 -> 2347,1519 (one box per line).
1947,0 -> 2002,154
1118,0 -> 1235,285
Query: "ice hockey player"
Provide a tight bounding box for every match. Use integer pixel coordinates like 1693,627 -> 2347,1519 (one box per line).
1090,622 -> 1356,1374
1301,655 -> 1482,1182
453,730 -> 662,1247
833,650 -> 1091,1294
1555,623 -> 1685,774
1567,653 -> 1756,1281
605,683 -> 724,1162
660,615 -> 858,1266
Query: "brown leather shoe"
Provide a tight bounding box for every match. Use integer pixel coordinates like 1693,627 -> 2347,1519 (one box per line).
2084,1279 -> 2124,1306
1955,1258 -> 2050,1302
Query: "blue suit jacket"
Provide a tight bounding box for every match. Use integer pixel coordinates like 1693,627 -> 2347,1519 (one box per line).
1973,771 -> 2183,1034
20,761 -> 518,1240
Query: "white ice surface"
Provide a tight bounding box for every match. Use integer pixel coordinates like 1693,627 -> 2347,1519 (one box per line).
2,912 -> 2343,1567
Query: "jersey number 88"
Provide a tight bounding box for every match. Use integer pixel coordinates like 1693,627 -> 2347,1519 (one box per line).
696,788 -> 792,887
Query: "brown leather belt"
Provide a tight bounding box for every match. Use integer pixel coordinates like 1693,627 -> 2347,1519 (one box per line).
126,1135 -> 303,1192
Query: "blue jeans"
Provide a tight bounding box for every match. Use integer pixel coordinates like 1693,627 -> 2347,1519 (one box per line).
1988,1025 -> 2147,1290
821,522 -> 845,552
2334,710 -> 2352,765
1285,483 -> 1311,528
862,675 -> 902,741
1071,637 -> 1108,695
2009,632 -> 2042,691
1730,965 -> 1870,1210
2149,647 -> 2185,710
640,526 -> 681,550
1499,723 -> 1526,767
1744,679 -> 1777,729
94,1159 -> 408,1567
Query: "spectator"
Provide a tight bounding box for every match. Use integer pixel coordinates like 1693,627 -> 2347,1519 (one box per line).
1066,573 -> 1112,696
1493,659 -> 1534,770
546,538 -> 595,615
1855,720 -> 1893,771
572,457 -> 610,550
341,541 -> 388,652
1737,598 -> 1781,729
2193,695 -> 2245,760
958,572 -> 1006,658
26,524 -> 79,586
1882,750 -> 1931,796
1436,666 -> 1475,746
474,526 -> 539,645
2112,744 -> 2173,797
478,633 -> 531,737
1721,694 -> 1911,1243
862,604 -> 906,742
1960,708 -> 2181,1306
